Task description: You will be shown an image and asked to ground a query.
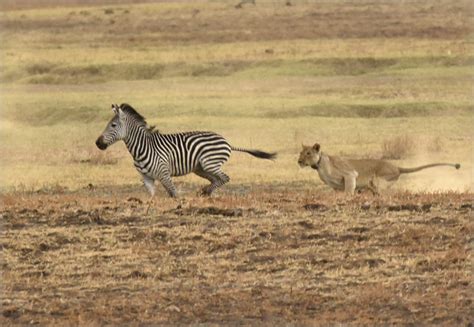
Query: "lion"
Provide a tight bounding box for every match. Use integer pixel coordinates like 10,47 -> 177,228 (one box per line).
298,143 -> 461,194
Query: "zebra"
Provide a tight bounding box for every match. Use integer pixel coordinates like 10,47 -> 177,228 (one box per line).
96,103 -> 276,202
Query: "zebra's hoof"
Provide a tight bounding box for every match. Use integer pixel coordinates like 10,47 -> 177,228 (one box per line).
199,186 -> 212,197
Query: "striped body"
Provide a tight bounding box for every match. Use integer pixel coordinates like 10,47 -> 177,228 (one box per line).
96,103 -> 276,198
127,131 -> 231,178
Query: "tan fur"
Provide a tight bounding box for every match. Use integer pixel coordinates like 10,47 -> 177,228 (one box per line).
298,143 -> 461,194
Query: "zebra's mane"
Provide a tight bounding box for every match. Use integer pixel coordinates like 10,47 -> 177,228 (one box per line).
120,103 -> 159,133
120,103 -> 146,123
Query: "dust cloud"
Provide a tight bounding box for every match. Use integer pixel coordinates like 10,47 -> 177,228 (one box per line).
395,151 -> 472,192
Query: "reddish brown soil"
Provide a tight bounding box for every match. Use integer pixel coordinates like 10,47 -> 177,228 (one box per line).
1,185 -> 472,325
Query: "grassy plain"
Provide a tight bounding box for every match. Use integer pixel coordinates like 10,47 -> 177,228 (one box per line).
0,0 -> 473,325
1,0 -> 473,192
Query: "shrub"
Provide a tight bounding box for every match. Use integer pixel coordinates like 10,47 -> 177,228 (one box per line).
25,62 -> 56,75
427,136 -> 444,153
381,135 -> 416,159
70,149 -> 119,166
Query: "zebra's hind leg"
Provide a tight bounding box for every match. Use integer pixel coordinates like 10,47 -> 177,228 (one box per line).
195,165 -> 230,196
194,165 -> 216,195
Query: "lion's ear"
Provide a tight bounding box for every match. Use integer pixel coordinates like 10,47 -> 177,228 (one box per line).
313,143 -> 321,152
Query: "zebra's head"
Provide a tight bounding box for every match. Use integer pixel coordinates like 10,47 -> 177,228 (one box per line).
95,104 -> 128,150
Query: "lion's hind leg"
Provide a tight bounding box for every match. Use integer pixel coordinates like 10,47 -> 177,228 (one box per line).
368,174 -> 380,195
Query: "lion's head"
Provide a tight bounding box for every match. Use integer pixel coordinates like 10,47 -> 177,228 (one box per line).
298,143 -> 321,169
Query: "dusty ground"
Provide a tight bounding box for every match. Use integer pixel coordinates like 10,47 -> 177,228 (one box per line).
1,184 -> 472,325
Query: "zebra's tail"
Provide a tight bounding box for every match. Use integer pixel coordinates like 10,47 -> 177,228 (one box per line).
231,146 -> 277,160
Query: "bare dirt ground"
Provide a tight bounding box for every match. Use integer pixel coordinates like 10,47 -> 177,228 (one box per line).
1,185 -> 472,325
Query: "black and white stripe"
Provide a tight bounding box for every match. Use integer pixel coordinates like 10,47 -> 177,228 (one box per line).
96,103 -> 276,197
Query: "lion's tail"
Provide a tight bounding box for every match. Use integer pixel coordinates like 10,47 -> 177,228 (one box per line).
399,163 -> 460,174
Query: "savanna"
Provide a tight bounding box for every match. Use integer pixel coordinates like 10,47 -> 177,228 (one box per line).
1,0 -> 472,325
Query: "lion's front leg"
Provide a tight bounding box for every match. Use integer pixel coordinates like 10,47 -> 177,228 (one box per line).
343,171 -> 358,195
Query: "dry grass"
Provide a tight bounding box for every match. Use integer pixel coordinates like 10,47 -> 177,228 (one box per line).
1,0 -> 473,85
381,135 -> 417,160
68,149 -> 119,166
426,135 -> 445,153
1,0 -> 472,195
2,0 -> 472,43
1,186 -> 472,325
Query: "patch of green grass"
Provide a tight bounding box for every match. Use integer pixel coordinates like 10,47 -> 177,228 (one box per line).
280,103 -> 473,119
236,56 -> 474,78
3,98 -> 471,127
4,63 -> 167,84
3,56 -> 472,84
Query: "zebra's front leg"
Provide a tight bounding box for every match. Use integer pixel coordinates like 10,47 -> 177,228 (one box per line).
158,174 -> 184,208
142,175 -> 156,215
157,172 -> 178,198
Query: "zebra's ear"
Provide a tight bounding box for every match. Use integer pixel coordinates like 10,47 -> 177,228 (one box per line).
111,104 -> 121,115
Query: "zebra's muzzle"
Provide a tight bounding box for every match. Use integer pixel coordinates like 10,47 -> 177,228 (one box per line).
95,137 -> 108,150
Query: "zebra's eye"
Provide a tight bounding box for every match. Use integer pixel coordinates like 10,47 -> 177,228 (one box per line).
111,123 -> 117,128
